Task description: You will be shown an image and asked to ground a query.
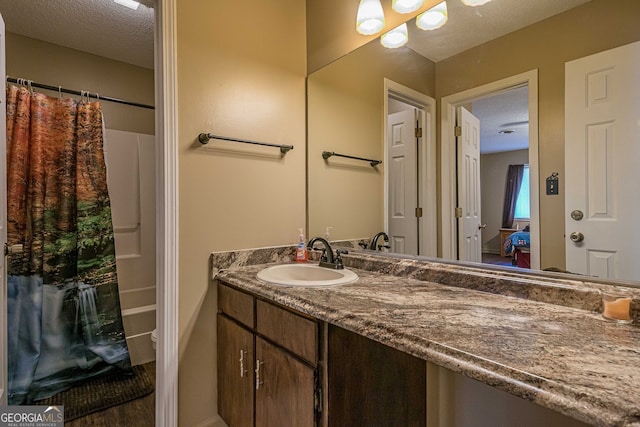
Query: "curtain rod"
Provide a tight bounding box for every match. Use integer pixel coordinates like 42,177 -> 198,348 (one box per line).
6,76 -> 155,110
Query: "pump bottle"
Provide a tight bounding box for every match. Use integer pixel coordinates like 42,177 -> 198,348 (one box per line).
295,228 -> 308,262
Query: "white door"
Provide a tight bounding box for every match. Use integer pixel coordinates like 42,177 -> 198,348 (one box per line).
457,106 -> 482,263
565,41 -> 640,280
0,13 -> 7,404
387,109 -> 418,255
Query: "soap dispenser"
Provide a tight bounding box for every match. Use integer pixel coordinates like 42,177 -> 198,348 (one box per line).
295,228 -> 308,263
325,227 -> 333,242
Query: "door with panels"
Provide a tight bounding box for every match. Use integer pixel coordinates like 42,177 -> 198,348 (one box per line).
457,106 -> 482,263
565,41 -> 640,280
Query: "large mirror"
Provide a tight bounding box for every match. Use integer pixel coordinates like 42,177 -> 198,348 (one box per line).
307,0 -> 640,284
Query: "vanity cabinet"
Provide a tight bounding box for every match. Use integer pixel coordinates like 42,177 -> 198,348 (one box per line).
217,280 -> 426,427
218,283 -> 318,427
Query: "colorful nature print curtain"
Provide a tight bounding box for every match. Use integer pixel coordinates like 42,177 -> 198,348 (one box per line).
6,85 -> 131,404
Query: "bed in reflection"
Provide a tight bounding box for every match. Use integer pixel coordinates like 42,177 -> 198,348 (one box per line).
503,226 -> 531,268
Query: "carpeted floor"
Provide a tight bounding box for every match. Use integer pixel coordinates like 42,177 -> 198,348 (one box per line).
482,252 -> 514,267
36,363 -> 154,422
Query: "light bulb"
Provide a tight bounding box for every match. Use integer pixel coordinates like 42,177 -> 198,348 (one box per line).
356,0 -> 386,35
392,0 -> 425,14
381,23 -> 409,49
461,0 -> 491,6
416,1 -> 448,31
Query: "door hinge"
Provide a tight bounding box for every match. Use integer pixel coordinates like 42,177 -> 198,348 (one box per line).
415,207 -> 423,218
454,126 -> 462,137
455,207 -> 462,218
415,127 -> 423,138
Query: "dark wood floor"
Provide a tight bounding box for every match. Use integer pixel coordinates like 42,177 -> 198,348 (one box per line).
65,362 -> 155,426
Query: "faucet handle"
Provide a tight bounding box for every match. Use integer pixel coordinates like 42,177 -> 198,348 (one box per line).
335,249 -> 348,269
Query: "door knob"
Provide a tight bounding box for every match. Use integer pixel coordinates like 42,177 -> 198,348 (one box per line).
478,224 -> 487,230
569,232 -> 584,243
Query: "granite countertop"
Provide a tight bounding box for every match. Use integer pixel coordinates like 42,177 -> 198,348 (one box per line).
213,248 -> 640,427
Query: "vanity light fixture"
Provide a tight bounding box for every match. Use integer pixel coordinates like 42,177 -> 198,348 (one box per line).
461,0 -> 492,6
392,0 -> 425,14
356,0 -> 386,35
416,1 -> 448,31
381,23 -> 409,48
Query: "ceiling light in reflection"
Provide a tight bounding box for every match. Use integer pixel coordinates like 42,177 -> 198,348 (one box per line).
392,0 -> 425,14
381,23 -> 409,48
356,0 -> 386,35
416,1 -> 448,31
461,0 -> 491,6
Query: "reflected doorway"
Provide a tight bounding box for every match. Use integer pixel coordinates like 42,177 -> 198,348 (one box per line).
441,70 -> 540,270
384,79 -> 437,257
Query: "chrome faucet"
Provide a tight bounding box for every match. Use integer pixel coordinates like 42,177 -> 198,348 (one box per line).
307,237 -> 348,269
370,232 -> 390,251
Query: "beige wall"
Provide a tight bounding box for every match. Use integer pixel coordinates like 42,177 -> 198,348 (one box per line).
308,39 -> 435,241
6,33 -> 154,135
436,0 -> 640,270
480,149 -> 529,254
176,0 -> 307,425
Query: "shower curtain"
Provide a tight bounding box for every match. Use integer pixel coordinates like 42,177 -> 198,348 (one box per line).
6,85 -> 131,404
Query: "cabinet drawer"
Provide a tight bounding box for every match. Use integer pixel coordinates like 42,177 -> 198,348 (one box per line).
218,283 -> 254,328
256,300 -> 317,366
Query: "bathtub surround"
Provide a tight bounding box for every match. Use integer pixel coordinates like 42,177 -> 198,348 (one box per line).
213,246 -> 640,426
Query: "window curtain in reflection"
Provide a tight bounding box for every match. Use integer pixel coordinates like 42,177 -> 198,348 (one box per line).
6,85 -> 131,404
501,164 -> 524,228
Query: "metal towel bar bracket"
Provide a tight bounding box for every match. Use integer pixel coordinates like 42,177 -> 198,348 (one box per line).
198,133 -> 293,154
322,151 -> 382,167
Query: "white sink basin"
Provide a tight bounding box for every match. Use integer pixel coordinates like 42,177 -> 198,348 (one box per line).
257,263 -> 358,287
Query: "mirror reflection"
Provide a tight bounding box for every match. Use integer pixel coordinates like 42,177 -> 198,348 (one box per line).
307,0 -> 640,284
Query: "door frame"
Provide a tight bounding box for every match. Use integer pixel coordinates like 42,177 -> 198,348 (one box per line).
156,1 -> 178,426
440,70 -> 540,269
0,13 -> 6,405
384,79 -> 437,257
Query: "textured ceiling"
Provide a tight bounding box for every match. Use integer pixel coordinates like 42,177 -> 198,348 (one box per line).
407,0 -> 592,62
0,0 -> 593,71
0,0 -> 591,153
0,0 -> 155,69
472,86 -> 529,154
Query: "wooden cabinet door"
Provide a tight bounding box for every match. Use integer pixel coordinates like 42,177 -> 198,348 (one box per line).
327,325 -> 426,427
218,314 -> 254,427
255,337 -> 315,427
